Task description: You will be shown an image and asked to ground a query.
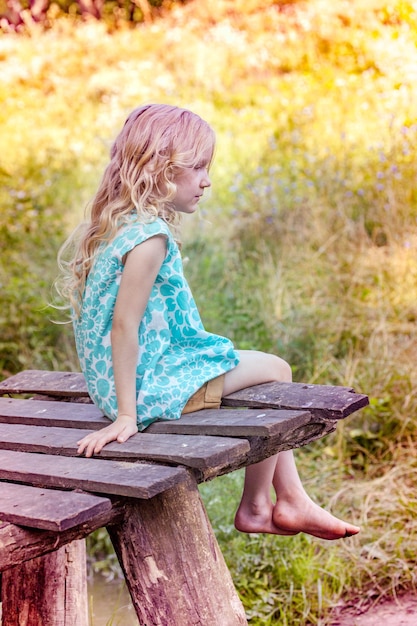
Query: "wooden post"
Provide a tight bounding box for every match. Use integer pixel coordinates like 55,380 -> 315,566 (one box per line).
107,473 -> 248,626
1,539 -> 88,626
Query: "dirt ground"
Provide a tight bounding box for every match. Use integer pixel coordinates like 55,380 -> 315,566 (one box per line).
329,592 -> 417,625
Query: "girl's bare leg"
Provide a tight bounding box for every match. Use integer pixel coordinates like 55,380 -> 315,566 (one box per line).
223,350 -> 360,540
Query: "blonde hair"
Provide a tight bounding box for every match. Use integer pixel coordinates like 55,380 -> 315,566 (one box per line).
56,104 -> 215,316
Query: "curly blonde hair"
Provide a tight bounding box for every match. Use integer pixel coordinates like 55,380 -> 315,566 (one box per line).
56,104 -> 215,316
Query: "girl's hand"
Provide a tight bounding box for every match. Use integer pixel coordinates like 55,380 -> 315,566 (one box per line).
76,414 -> 138,458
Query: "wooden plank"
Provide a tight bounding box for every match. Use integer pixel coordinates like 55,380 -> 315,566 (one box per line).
0,501 -> 126,572
0,370 -> 89,398
222,381 -> 369,418
0,450 -> 188,499
147,407 -> 312,436
0,397 -> 311,435
0,423 -> 250,471
0,482 -> 111,531
0,397 -> 107,429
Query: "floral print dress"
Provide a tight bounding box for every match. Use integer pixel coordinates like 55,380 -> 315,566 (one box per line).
73,216 -> 240,430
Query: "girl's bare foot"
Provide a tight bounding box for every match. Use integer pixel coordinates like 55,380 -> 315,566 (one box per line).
272,493 -> 360,541
233,447 -> 359,539
234,500 -> 299,536
234,493 -> 359,540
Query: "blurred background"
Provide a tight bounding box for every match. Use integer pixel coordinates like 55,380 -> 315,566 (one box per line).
1,1 -> 417,623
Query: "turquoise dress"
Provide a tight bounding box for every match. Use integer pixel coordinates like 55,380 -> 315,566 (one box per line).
73,216 -> 240,430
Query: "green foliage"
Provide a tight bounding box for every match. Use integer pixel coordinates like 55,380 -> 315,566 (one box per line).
184,236 -> 281,352
86,528 -> 122,580
2,0 -> 417,622
0,157 -> 81,374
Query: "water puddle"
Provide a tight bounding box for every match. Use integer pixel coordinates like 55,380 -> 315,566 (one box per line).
88,574 -> 139,625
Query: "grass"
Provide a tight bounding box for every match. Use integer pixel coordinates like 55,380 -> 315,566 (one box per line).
1,0 -> 417,623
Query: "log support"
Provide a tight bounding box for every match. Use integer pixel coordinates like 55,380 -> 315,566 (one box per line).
107,473 -> 248,626
1,539 -> 88,626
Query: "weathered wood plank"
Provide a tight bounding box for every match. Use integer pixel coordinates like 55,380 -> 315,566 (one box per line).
0,423 -> 250,471
147,407 -> 312,435
0,370 -> 89,398
0,397 -> 106,429
0,450 -> 188,499
0,500 -> 126,572
0,397 -> 311,434
222,381 -> 369,418
0,483 -> 112,531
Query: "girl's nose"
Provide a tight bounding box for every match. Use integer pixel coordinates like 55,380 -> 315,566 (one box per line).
201,169 -> 211,188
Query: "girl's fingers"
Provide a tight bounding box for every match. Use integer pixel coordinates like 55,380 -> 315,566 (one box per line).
76,422 -> 137,457
77,432 -> 106,457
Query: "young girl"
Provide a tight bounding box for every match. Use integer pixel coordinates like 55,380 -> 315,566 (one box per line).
58,103 -> 360,540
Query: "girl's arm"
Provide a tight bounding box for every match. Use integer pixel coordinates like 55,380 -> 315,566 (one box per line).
77,235 -> 167,457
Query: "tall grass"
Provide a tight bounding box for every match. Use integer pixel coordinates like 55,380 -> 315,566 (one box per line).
1,0 -> 417,623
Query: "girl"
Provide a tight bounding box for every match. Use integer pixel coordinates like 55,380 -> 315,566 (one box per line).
58,104 -> 360,540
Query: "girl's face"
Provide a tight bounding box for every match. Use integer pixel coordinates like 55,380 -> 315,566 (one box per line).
171,156 -> 211,214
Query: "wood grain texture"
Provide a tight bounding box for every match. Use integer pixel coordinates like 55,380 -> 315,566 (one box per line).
1,540 -> 88,626
0,397 -> 106,429
0,482 -> 111,531
0,370 -> 89,397
147,407 -> 312,436
222,380 -> 369,418
0,449 -> 188,498
0,500 -> 126,572
108,474 -> 248,626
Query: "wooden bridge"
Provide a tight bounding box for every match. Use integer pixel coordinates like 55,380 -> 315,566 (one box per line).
0,369 -> 368,625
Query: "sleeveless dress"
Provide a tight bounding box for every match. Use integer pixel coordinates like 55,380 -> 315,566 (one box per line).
73,215 -> 240,430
